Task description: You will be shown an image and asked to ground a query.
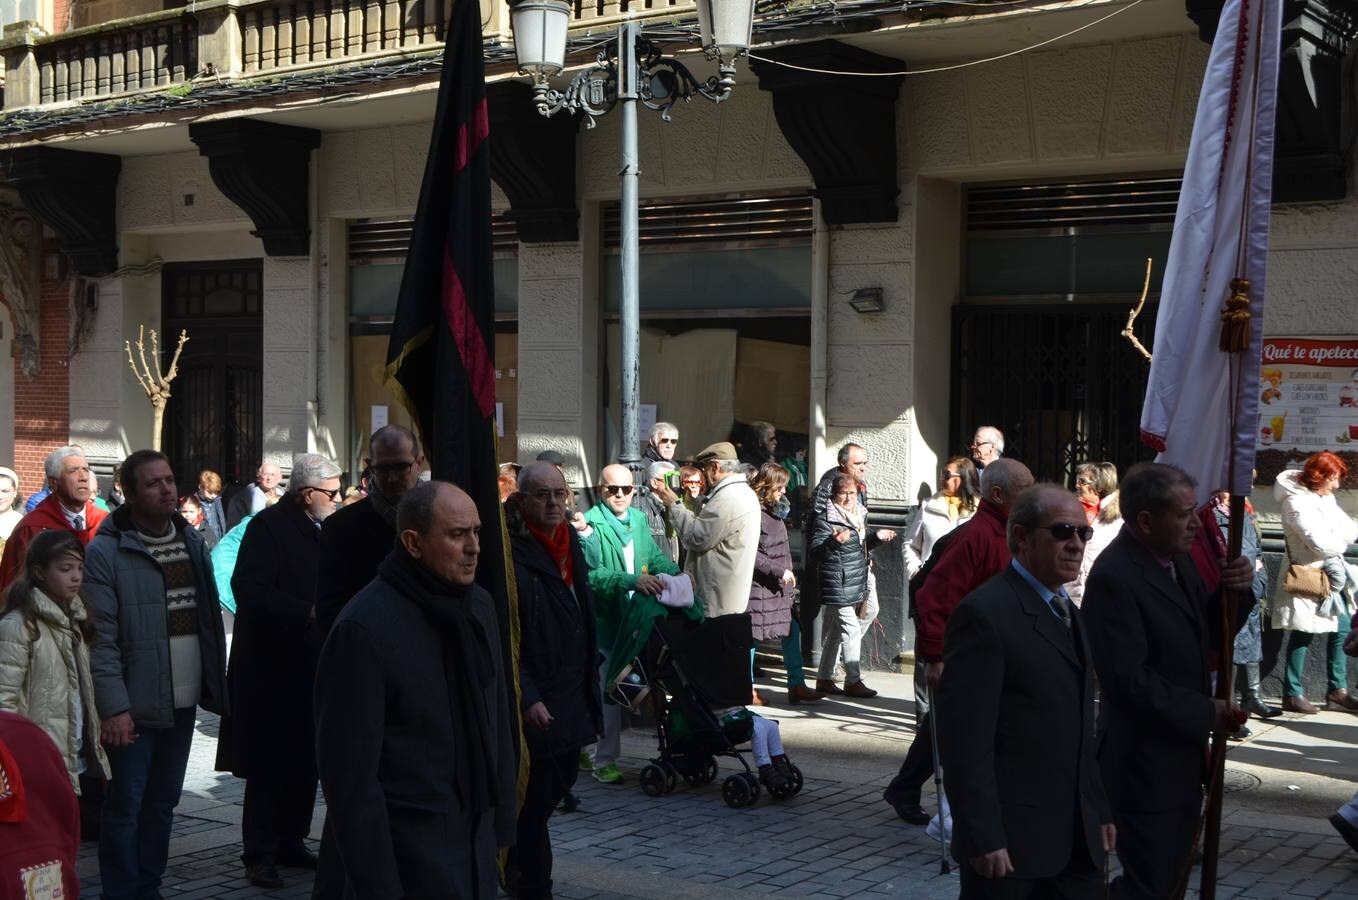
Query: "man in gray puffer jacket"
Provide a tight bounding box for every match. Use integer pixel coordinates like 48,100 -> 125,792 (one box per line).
85,449 -> 229,900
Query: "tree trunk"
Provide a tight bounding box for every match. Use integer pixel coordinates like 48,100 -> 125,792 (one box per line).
151,400 -> 165,452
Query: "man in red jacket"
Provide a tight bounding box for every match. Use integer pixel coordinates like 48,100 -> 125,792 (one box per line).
0,711 -> 80,900
883,457 -> 1032,825
0,446 -> 107,591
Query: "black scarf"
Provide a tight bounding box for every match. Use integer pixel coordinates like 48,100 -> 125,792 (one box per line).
368,490 -> 399,530
378,546 -> 497,817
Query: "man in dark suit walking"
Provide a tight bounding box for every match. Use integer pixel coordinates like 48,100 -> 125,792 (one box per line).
1082,462 -> 1252,899
939,484 -> 1115,898
311,424 -> 423,899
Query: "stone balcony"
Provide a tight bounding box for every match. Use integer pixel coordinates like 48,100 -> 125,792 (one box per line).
0,0 -> 697,110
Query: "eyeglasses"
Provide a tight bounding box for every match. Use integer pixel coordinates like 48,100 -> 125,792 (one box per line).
1041,523 -> 1094,542
1075,478 -> 1094,487
603,484 -> 634,497
942,471 -> 961,480
527,489 -> 571,504
305,486 -> 341,502
971,440 -> 994,449
656,438 -> 678,445
371,460 -> 417,476
682,479 -> 703,486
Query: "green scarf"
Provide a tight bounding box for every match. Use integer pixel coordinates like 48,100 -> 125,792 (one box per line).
602,508 -> 633,547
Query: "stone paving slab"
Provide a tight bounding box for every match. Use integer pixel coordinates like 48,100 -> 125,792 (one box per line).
74,706 -> 1358,899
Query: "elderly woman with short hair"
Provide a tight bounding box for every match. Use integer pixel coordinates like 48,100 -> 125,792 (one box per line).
1066,462 -> 1121,607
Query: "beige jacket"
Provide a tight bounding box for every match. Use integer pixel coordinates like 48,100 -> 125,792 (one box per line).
0,590 -> 111,790
667,473 -> 762,618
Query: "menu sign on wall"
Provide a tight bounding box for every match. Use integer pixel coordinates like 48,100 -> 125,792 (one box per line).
1255,336 -> 1358,487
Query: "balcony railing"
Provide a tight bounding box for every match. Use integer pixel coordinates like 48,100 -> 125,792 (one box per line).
0,0 -> 700,110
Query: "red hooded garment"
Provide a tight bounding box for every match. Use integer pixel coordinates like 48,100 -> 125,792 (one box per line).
0,493 -> 106,593
0,711 -> 79,900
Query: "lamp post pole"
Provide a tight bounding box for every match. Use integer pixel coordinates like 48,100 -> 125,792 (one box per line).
510,0 -> 750,478
617,21 -> 642,480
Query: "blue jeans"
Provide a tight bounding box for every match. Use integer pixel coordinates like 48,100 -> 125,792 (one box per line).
99,706 -> 196,900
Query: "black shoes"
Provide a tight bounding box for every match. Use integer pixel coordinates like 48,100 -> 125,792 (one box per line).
278,846 -> 319,869
245,861 -> 284,888
1330,814 -> 1358,853
1241,692 -> 1281,719
889,798 -> 931,826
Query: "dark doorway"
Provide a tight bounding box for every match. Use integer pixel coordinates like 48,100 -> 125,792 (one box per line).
161,261 -> 264,493
950,304 -> 1158,486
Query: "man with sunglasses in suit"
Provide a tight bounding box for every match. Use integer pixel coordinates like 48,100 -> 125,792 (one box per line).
578,463 -> 681,785
938,485 -> 1115,898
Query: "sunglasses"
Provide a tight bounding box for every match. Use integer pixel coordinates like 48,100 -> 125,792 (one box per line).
1042,523 -> 1094,542
305,486 -> 341,502
603,484 -> 635,497
656,438 -> 678,445
942,471 -> 961,479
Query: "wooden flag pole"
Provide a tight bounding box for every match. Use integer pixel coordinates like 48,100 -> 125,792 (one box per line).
1199,494 -> 1244,900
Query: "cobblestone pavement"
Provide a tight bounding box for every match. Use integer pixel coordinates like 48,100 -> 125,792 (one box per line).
76,671 -> 1358,899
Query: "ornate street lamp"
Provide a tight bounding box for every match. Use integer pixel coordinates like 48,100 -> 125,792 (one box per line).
510,0 -> 755,477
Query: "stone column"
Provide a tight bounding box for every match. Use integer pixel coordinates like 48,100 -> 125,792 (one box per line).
262,256 -> 314,470
515,236 -> 598,488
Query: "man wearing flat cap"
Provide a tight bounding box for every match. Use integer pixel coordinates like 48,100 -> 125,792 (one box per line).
649,441 -> 761,618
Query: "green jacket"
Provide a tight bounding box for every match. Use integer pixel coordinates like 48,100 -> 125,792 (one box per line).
582,505 -> 681,649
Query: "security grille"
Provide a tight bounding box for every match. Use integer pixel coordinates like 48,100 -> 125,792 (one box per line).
966,175 -> 1181,232
348,215 -> 518,262
603,193 -> 814,250
951,304 -> 1158,486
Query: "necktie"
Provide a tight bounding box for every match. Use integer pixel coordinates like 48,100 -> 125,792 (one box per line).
73,514 -> 84,532
1050,592 -> 1072,628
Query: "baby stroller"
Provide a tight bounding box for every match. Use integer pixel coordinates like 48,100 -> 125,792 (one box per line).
611,610 -> 804,808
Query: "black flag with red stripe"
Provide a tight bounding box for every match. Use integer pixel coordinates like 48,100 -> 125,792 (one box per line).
384,0 -> 525,796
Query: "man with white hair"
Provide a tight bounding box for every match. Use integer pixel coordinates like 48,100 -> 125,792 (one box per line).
650,442 -> 761,618
0,445 -> 107,591
226,461 -> 285,529
217,453 -> 343,888
636,459 -> 679,562
970,425 -> 1005,471
644,422 -> 679,464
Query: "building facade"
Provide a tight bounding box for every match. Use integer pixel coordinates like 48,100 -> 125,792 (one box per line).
1,0 -> 1355,664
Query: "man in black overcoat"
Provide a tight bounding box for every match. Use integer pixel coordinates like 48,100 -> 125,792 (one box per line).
938,485 -> 1115,898
508,461 -> 602,900
311,425 -> 424,899
216,453 -> 343,888
1082,462 -> 1253,899
317,425 -> 425,634
315,481 -> 517,900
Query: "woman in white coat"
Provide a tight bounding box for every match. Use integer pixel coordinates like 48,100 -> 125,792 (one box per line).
903,456 -> 980,580
1274,452 -> 1358,714
1066,462 -> 1121,607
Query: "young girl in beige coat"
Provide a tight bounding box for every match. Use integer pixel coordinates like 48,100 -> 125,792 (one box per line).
0,529 -> 111,793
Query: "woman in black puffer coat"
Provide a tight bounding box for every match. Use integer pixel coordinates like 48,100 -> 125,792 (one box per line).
748,463 -> 823,706
810,472 -> 880,699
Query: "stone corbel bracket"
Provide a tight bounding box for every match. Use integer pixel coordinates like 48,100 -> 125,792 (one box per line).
1187,0 -> 1358,202
0,196 -> 44,377
751,40 -> 906,225
487,81 -> 582,243
189,119 -> 322,256
4,146 -> 121,276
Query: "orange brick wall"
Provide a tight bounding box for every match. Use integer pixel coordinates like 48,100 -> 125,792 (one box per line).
8,243 -> 71,500
52,0 -> 71,31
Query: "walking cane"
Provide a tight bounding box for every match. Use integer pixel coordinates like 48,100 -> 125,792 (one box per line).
926,682 -> 951,876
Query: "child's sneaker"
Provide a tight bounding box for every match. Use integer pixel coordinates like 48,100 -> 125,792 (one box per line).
592,763 -> 624,784
758,763 -> 789,794
578,751 -> 593,772
772,754 -> 794,779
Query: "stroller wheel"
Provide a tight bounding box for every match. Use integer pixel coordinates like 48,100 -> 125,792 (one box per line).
640,764 -> 668,798
741,772 -> 761,804
721,773 -> 752,809
661,762 -> 679,794
787,764 -> 804,797
682,756 -> 719,788
701,757 -> 719,785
